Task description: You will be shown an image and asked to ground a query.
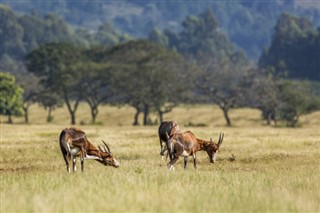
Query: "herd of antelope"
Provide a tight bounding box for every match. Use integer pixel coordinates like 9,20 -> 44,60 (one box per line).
59,121 -> 224,173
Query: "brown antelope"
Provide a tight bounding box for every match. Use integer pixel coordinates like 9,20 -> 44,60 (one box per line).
59,127 -> 120,173
158,121 -> 180,159
166,131 -> 224,170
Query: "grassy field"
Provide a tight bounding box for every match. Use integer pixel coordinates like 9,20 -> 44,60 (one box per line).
1,104 -> 320,212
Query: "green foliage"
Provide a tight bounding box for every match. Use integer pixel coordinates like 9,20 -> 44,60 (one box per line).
259,13 -> 320,81
5,1 -> 320,60
26,42 -> 84,124
251,72 -> 320,127
105,40 -> 191,125
0,5 -> 129,75
277,80 -> 320,127
0,72 -> 23,122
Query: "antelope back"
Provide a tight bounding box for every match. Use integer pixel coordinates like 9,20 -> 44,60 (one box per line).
158,121 -> 180,142
169,131 -> 198,155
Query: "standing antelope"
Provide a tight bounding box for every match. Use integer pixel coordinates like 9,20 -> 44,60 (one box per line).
158,121 -> 180,160
59,127 -> 120,173
166,131 -> 224,170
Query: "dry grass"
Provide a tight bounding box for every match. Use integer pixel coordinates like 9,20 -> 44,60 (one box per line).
1,104 -> 320,212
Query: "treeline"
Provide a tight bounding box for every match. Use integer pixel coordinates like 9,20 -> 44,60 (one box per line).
0,5 -> 129,64
4,0 -> 320,60
1,8 -> 320,127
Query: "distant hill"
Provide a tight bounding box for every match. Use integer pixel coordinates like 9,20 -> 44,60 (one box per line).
2,0 -> 320,60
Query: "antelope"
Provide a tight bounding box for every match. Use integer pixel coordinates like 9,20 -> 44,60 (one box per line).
166,131 -> 224,170
158,121 -> 180,160
59,127 -> 120,173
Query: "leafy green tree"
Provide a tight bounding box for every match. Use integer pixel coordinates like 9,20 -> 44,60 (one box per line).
94,22 -> 130,46
105,40 -> 190,125
37,90 -> 62,122
161,9 -> 251,126
197,54 -> 252,126
16,72 -> 40,123
71,61 -> 112,123
26,42 -> 84,124
259,13 -> 320,81
250,71 -> 320,127
148,27 -> 169,46
0,5 -> 25,60
277,80 -> 320,127
0,72 -> 23,123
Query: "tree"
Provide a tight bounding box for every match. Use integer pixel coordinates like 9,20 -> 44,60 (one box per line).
72,61 -> 112,123
26,42 -> 84,124
259,13 -> 320,81
249,71 -> 320,127
37,90 -> 62,122
106,40 -> 190,125
0,72 -> 23,123
277,80 -> 320,127
162,9 -> 251,126
197,54 -> 252,126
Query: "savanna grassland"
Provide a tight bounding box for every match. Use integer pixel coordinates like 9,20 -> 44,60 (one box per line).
1,104 -> 320,213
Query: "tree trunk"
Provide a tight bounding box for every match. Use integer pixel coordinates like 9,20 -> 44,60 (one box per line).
8,114 -> 12,124
143,105 -> 149,125
91,106 -> 98,124
266,113 -> 271,125
23,106 -> 29,124
47,106 -> 53,122
65,97 -> 79,125
133,108 -> 140,126
70,111 -> 76,125
158,111 -> 164,124
222,107 -> 231,126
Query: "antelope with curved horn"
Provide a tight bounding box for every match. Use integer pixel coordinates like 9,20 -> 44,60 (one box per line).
166,131 -> 224,170
59,127 -> 120,173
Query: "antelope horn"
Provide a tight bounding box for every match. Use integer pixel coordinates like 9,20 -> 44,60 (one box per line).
218,132 -> 224,146
166,132 -> 170,140
98,145 -> 104,152
102,140 -> 111,153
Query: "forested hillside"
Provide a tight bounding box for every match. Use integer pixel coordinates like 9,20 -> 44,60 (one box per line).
3,0 -> 320,60
1,1 -> 319,127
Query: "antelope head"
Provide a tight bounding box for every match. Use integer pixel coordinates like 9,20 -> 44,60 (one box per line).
207,132 -> 224,163
98,140 -> 120,168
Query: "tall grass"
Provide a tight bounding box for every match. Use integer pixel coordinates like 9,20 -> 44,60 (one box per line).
1,105 -> 320,212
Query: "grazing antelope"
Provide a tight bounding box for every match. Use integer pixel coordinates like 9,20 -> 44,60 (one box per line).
158,121 -> 180,159
59,127 -> 120,173
166,131 -> 224,170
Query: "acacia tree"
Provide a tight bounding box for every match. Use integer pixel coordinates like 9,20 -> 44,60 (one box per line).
197,53 -> 251,126
26,42 -> 84,124
0,72 -> 23,123
15,72 -> 40,123
37,90 -> 62,122
106,40 -> 190,125
72,61 -> 113,123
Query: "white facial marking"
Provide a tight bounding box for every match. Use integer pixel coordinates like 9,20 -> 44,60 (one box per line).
212,150 -> 218,162
84,155 -> 102,160
114,159 -> 120,167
